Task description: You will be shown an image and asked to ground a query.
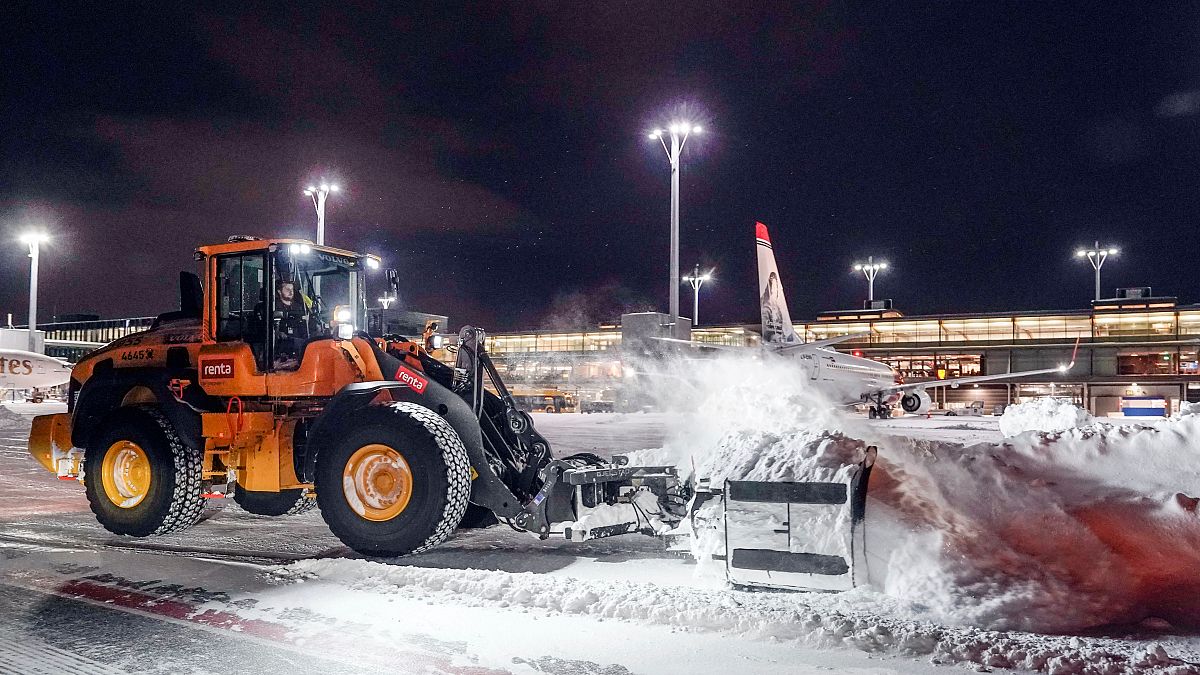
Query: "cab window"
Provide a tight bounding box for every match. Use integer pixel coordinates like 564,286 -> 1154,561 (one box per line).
216,253 -> 267,367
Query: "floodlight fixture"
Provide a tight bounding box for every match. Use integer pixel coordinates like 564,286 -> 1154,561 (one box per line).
645,117 -> 706,327
852,256 -> 888,301
303,179 -> 340,245
681,263 -> 715,326
1076,240 -> 1120,301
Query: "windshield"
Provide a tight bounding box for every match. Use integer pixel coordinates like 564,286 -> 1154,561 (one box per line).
273,245 -> 366,339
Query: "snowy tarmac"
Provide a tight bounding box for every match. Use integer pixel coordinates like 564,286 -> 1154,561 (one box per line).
2,403 -> 1198,674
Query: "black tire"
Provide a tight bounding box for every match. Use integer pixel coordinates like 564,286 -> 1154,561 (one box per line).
457,503 -> 498,529
315,402 -> 471,557
234,486 -> 316,516
868,407 -> 878,419
84,406 -> 205,537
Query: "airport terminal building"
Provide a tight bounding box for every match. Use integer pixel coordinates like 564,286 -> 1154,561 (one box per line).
28,291 -> 1200,416
481,294 -> 1200,416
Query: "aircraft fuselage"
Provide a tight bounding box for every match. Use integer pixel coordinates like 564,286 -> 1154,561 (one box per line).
788,347 -> 899,406
0,349 -> 72,391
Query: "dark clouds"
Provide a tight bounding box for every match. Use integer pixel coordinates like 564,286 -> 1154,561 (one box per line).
4,3 -> 1200,330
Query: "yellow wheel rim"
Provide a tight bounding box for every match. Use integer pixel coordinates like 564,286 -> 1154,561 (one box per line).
101,440 -> 151,509
342,444 -> 413,522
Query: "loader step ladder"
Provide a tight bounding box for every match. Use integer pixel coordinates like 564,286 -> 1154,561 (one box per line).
723,446 -> 876,592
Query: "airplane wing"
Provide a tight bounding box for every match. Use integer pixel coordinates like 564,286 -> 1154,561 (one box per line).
879,338 -> 1081,395
650,336 -> 750,352
881,365 -> 1070,395
773,332 -> 871,353
655,333 -> 871,354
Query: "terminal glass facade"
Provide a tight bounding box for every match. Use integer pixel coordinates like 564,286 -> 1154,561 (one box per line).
30,304 -> 1200,413
39,317 -> 155,362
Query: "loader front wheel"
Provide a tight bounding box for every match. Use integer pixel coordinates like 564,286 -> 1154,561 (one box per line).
315,402 -> 470,557
234,487 -> 316,516
84,407 -> 205,537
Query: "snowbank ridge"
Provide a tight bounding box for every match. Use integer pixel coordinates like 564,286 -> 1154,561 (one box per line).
272,559 -> 1198,674
999,397 -> 1093,437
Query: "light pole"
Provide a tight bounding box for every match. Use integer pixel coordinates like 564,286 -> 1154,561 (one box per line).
19,232 -> 48,352
303,181 -> 340,245
648,122 -> 702,330
681,264 -> 714,325
852,256 -> 888,302
1075,241 -> 1119,301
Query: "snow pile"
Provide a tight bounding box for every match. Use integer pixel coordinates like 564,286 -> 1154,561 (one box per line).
644,353 -> 1200,634
1176,401 -> 1200,418
0,405 -> 27,430
269,558 -> 1200,674
868,418 -> 1200,632
998,397 -> 1092,437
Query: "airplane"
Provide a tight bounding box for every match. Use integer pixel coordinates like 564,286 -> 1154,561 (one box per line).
0,348 -> 72,399
662,222 -> 1076,418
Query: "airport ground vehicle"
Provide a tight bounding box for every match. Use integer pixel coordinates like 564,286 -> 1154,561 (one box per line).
28,237 -> 685,556
581,400 -> 615,414
509,389 -> 577,413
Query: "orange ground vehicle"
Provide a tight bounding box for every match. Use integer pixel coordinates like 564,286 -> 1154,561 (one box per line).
28,237 -> 683,555
508,389 -> 577,413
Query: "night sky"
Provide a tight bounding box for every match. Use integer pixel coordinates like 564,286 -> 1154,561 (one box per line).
4,3 -> 1200,332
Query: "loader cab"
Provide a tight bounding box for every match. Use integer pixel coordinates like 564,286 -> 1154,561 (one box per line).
197,238 -> 381,396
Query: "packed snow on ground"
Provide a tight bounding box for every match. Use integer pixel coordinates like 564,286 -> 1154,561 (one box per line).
268,556 -> 1197,675
998,397 -> 1094,437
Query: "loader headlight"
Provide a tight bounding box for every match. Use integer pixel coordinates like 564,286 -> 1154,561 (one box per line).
335,308 -> 353,323
430,335 -> 445,349
336,324 -> 354,340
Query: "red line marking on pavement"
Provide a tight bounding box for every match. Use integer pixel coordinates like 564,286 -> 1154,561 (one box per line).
5,571 -> 509,675
57,579 -> 291,641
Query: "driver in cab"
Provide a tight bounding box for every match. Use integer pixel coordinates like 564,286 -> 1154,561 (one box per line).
274,279 -> 310,369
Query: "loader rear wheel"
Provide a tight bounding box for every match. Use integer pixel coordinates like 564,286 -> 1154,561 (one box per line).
84,407 -> 205,537
234,487 -> 316,516
315,402 -> 470,557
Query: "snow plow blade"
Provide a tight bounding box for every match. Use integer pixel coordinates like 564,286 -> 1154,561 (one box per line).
723,446 -> 876,592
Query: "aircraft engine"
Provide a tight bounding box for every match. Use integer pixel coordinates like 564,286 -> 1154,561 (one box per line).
900,389 -> 932,414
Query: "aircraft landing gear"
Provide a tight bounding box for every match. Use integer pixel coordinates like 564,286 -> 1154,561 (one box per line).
867,394 -> 889,420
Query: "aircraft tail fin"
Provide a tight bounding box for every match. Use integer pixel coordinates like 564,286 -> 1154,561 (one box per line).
756,222 -> 799,345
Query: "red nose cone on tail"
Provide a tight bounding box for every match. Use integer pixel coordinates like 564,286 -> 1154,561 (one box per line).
755,221 -> 771,244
